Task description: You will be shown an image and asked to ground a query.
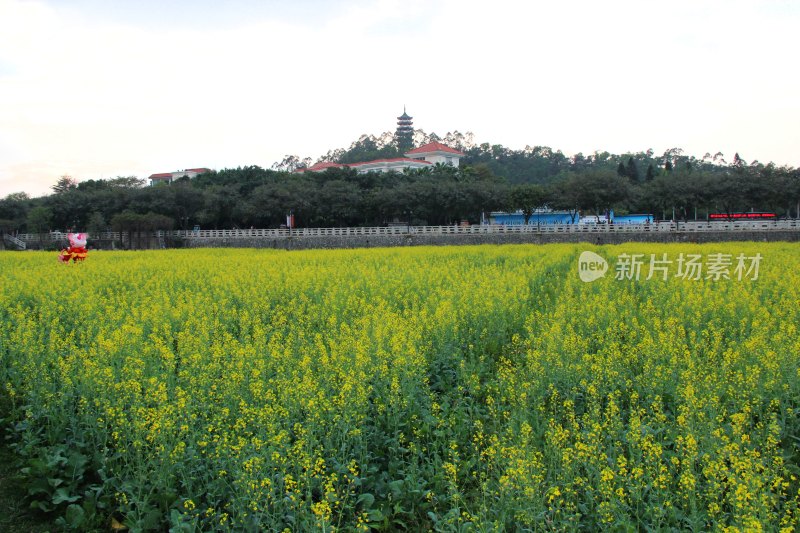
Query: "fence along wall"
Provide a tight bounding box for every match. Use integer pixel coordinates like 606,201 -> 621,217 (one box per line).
10,220 -> 800,249
14,219 -> 800,240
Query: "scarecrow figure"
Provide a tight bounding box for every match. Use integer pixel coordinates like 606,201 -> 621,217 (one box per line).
58,233 -> 88,263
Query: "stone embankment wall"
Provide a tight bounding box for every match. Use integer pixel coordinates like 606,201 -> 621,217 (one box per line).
185,231 -> 800,250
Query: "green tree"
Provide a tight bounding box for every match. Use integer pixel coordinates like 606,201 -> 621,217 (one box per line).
625,157 -> 639,183
111,211 -> 141,249
87,211 -> 107,238
0,218 -> 16,237
26,205 -> 52,232
271,155 -> 312,172
311,180 -> 363,226
0,192 -> 31,231
26,205 -> 53,247
197,186 -> 241,229
4,192 -> 30,202
51,175 -> 78,194
246,178 -> 314,227
337,134 -> 401,165
510,184 -> 547,224
550,170 -> 629,221
107,176 -> 146,188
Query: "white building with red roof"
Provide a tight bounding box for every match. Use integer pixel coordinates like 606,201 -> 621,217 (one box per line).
148,167 -> 210,185
296,142 -> 464,175
405,141 -> 464,168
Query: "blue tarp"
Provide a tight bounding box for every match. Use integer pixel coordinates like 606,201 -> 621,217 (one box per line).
490,212 -> 577,225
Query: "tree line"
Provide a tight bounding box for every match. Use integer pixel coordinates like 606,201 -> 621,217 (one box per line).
1,134 -> 799,237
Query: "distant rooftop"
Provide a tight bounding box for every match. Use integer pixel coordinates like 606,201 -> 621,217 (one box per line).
405,141 -> 465,156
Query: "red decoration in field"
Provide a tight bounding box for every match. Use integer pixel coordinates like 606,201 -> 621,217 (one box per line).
58,233 -> 88,263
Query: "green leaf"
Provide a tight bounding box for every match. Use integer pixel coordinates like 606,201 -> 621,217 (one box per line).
65,503 -> 85,528
388,479 -> 404,495
31,499 -> 54,512
67,452 -> 88,474
156,490 -> 178,507
46,450 -> 67,469
168,508 -> 194,533
356,493 -> 375,508
53,487 -> 81,504
141,509 -> 162,530
24,458 -> 46,475
27,478 -> 52,496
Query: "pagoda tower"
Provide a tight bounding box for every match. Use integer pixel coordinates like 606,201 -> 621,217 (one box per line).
395,107 -> 414,153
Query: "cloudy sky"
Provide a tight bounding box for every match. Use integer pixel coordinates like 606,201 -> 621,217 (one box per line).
0,0 -> 798,198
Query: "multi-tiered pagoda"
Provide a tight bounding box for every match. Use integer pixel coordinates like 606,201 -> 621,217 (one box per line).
395,107 -> 414,153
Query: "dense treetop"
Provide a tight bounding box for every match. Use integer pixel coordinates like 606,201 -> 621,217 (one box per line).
1,130 -> 798,234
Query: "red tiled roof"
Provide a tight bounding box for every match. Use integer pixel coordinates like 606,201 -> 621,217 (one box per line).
405,141 -> 464,156
149,173 -> 172,179
184,168 -> 210,173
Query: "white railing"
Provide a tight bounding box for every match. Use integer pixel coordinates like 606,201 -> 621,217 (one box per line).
3,234 -> 26,250
12,219 -> 800,243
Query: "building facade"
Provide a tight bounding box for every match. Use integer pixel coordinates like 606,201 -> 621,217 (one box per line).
296,109 -> 464,174
148,168 -> 210,186
296,141 -> 464,175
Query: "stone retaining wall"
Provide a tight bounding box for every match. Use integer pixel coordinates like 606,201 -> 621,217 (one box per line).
185,230 -> 800,250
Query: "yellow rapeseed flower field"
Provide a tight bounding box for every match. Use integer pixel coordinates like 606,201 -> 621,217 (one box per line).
0,243 -> 798,531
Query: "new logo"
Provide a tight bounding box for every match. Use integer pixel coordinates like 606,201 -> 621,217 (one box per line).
578,251 -> 608,282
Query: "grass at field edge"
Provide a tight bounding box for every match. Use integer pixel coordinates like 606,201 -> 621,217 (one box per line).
0,437 -> 53,533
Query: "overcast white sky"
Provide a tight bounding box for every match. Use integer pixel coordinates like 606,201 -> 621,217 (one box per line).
0,0 -> 798,198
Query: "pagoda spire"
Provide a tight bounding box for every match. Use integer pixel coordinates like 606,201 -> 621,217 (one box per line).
395,106 -> 414,153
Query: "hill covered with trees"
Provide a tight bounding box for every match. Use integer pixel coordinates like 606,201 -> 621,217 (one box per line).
1,130 -> 798,236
